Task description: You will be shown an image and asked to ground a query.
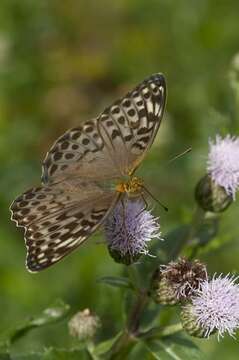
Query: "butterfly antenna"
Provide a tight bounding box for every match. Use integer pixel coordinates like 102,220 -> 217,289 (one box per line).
142,185 -> 168,212
168,147 -> 192,164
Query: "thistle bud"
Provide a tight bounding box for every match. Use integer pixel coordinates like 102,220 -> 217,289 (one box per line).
151,270 -> 179,305
151,258 -> 207,305
68,309 -> 100,341
180,304 -> 208,338
195,174 -> 232,212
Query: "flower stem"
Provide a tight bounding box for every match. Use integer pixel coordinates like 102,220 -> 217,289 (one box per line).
105,288 -> 149,359
170,205 -> 205,259
104,331 -> 136,360
127,289 -> 149,334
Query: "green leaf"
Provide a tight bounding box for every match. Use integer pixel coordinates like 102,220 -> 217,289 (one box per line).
129,341 -> 154,360
161,225 -> 191,261
43,348 -> 93,360
9,353 -> 42,359
144,335 -> 204,360
140,303 -> 162,329
97,276 -> 133,290
0,349 -> 93,360
28,299 -> 70,327
94,332 -> 122,356
1,299 -> 70,345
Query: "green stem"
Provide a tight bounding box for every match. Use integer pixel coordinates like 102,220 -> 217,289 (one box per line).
127,289 -> 149,334
104,331 -> 135,360
170,205 -> 205,259
139,323 -> 183,340
185,206 -> 205,245
187,211 -> 220,260
105,289 -> 149,359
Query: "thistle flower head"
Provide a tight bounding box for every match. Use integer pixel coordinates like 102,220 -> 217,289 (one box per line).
152,258 -> 207,305
68,309 -> 101,341
104,200 -> 161,265
160,258 -> 207,300
207,135 -> 239,199
189,274 -> 239,339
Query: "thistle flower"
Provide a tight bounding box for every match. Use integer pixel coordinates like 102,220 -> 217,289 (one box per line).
151,258 -> 207,305
181,274 -> 239,339
207,135 -> 239,200
104,200 -> 161,265
68,309 -> 101,341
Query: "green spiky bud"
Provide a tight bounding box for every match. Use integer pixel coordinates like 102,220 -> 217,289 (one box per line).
151,275 -> 179,305
108,247 -> 141,265
180,304 -> 216,338
195,174 -> 232,213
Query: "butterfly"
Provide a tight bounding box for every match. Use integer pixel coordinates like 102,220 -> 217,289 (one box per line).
10,73 -> 166,272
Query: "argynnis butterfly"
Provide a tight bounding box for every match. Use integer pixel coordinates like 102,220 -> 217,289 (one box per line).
10,74 -> 166,272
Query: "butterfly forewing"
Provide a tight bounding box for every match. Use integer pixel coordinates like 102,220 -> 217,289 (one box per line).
42,73 -> 166,183
41,120 -> 123,184
98,73 -> 166,175
10,180 -> 118,272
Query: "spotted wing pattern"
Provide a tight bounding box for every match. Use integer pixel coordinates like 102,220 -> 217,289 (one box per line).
42,73 -> 166,184
10,180 -> 117,272
11,73 -> 166,272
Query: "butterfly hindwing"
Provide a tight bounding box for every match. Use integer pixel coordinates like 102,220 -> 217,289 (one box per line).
10,180 -> 117,272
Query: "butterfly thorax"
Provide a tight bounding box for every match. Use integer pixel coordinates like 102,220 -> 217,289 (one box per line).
115,176 -> 144,196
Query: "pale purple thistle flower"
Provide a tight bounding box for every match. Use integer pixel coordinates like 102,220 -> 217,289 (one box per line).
104,200 -> 161,257
191,274 -> 239,339
207,135 -> 239,199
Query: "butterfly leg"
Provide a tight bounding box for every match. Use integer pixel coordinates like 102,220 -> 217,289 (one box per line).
120,195 -> 125,218
119,195 -> 128,231
136,193 -> 148,218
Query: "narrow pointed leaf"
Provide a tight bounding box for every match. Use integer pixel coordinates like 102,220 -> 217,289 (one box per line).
144,335 -> 204,360
97,276 -> 133,289
1,299 -> 70,345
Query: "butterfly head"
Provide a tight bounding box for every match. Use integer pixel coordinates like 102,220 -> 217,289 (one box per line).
115,176 -> 144,196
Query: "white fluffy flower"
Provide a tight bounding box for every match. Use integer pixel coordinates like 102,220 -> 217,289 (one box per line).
207,135 -> 239,199
68,309 -> 101,341
191,274 -> 239,339
104,200 -> 161,259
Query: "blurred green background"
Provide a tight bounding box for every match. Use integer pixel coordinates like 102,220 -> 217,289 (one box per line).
0,0 -> 239,358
